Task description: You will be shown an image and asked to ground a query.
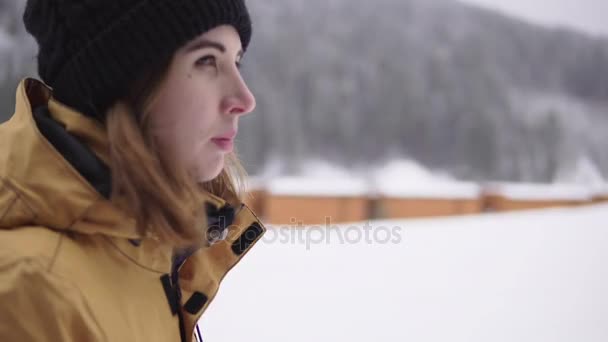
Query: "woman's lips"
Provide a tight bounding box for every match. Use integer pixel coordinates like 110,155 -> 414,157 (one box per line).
211,137 -> 234,151
211,130 -> 237,152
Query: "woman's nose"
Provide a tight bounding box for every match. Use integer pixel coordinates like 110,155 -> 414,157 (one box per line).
221,74 -> 256,116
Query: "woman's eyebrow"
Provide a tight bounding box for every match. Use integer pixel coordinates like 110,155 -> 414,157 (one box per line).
185,38 -> 244,58
186,39 -> 226,53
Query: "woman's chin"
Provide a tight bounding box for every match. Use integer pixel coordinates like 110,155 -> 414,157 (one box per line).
195,156 -> 225,182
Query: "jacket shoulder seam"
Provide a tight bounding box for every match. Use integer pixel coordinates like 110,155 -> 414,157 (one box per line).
47,232 -> 66,272
0,177 -> 38,221
1,230 -> 63,271
0,178 -> 19,222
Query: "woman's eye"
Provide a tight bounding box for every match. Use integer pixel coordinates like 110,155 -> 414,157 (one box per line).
196,55 -> 217,67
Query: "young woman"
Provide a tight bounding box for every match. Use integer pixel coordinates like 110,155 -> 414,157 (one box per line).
0,1 -> 266,341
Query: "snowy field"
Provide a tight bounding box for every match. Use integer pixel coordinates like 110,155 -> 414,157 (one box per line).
200,204 -> 608,342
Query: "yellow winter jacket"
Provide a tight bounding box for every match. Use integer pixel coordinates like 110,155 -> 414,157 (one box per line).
0,78 -> 266,342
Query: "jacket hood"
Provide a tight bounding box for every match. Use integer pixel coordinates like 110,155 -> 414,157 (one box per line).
0,78 -> 227,239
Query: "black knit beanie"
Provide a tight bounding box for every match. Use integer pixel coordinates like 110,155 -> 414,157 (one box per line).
23,0 -> 252,121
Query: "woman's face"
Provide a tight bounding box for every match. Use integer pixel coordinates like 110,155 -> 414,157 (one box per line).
147,25 -> 256,182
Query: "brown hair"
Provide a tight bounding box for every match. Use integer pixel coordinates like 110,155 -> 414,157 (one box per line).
105,55 -> 248,247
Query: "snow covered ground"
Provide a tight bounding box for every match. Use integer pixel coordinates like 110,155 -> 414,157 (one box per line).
200,204 -> 608,342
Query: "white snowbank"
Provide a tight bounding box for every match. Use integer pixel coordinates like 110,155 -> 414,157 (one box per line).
266,176 -> 369,197
256,159 -> 481,199
298,159 -> 359,179
258,159 -> 370,197
484,182 -> 593,201
253,159 -> 606,202
591,184 -> 608,197
373,160 -> 481,199
200,204 -> 608,342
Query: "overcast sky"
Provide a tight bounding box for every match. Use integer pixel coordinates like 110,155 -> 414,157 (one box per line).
456,0 -> 608,37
